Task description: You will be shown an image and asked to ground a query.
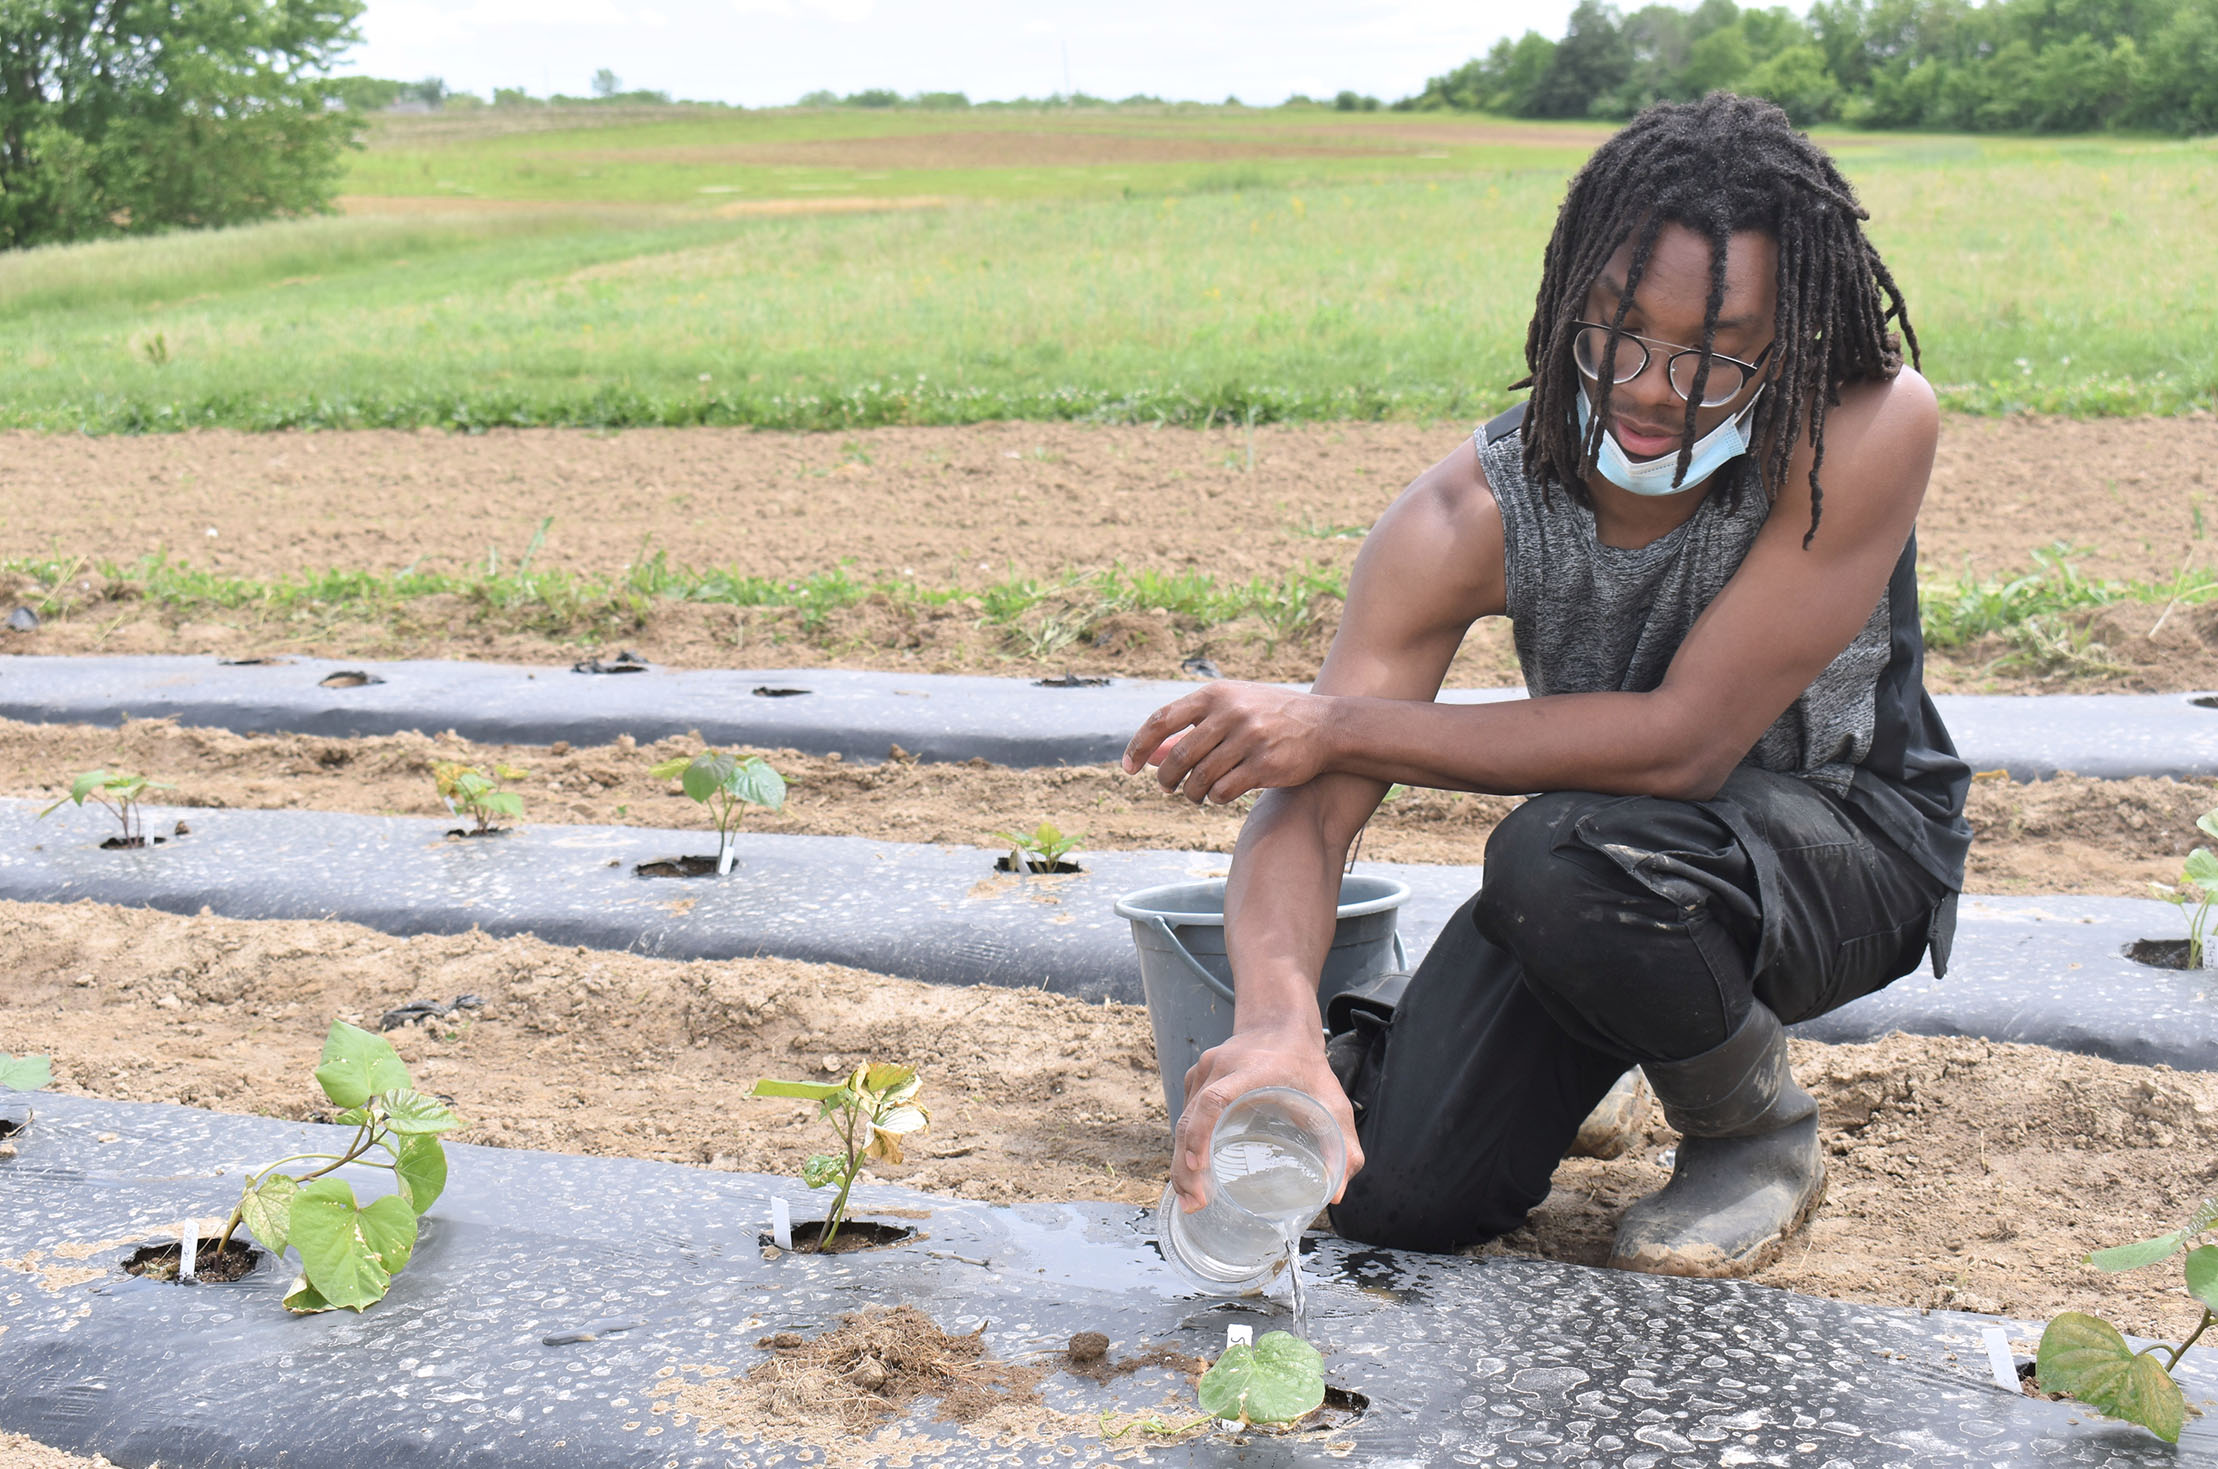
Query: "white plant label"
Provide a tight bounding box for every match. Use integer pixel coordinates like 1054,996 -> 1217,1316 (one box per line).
1980,1327 -> 2018,1392
179,1222 -> 198,1282
1226,1325 -> 1253,1349
771,1196 -> 793,1252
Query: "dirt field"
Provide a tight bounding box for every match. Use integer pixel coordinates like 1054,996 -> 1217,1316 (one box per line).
2,416 -> 2214,691
0,717 -> 2211,898
6,898 -> 2216,1349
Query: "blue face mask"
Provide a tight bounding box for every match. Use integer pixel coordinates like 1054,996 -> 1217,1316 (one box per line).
1575,383 -> 1766,497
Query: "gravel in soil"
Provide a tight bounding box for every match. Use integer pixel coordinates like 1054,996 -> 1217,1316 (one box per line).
4,416 -> 2216,692
7,898 -> 2218,1346
0,717 -> 2210,898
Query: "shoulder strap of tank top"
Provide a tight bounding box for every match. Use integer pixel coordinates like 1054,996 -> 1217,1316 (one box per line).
1482,400 -> 1528,446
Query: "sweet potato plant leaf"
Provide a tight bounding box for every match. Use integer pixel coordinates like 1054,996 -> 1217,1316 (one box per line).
865,1128 -> 904,1164
69,769 -> 112,804
1197,1331 -> 1325,1425
861,1063 -> 916,1098
2089,1231 -> 2185,1272
283,1274 -> 338,1314
313,1021 -> 412,1108
2184,849 -> 2218,889
648,755 -> 692,781
382,1088 -> 461,1135
2198,813 -> 2218,843
2152,882 -> 2189,905
0,1053 -> 50,1091
289,1178 -> 416,1311
680,754 -> 729,804
240,1173 -> 299,1256
480,790 -> 524,819
391,1133 -> 448,1216
2184,1245 -> 2218,1312
729,757 -> 785,812
2038,1312 -> 2185,1443
802,1153 -> 846,1190
332,1106 -> 372,1126
875,1103 -> 928,1136
751,1078 -> 844,1101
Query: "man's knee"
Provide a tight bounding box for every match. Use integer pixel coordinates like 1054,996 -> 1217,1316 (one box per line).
1475,791 -> 1679,955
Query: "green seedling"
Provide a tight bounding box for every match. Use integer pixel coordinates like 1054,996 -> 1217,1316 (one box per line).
2038,1199 -> 2218,1442
214,1021 -> 460,1313
993,820 -> 1083,874
434,761 -> 525,834
38,769 -> 172,846
1197,1330 -> 1326,1426
648,748 -> 786,874
0,1053 -> 50,1090
2149,810 -> 2218,968
750,1062 -> 928,1250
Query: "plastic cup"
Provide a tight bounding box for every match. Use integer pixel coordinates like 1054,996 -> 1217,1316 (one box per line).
1158,1086 -> 1348,1292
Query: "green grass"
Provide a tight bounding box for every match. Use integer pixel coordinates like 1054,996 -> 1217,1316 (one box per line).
4,549 -> 1350,649
2,108 -> 2212,432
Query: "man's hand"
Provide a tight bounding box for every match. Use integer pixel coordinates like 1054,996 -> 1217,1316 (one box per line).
1121,682 -> 1335,806
1169,1022 -> 1364,1212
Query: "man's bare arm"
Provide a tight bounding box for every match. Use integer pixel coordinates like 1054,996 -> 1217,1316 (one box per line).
1149,440 -> 1505,1207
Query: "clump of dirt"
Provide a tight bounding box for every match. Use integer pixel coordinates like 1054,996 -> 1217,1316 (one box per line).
1056,1332 -> 1206,1386
652,1305 -> 1082,1463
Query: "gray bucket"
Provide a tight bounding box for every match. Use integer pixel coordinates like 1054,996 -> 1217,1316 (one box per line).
1114,875 -> 1410,1119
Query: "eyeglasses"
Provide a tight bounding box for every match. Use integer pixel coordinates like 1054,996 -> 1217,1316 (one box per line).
1572,321 -> 1772,408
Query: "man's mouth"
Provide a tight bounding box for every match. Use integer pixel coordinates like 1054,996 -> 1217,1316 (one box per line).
1609,417 -> 1682,459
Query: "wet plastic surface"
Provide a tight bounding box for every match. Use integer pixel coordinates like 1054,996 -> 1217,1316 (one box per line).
6,654 -> 2213,777
5,1093 -> 2212,1468
8,804 -> 2213,1066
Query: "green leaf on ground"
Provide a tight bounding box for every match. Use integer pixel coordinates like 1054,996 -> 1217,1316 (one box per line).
312,1021 -> 411,1108
2038,1312 -> 2185,1443
1197,1331 -> 1326,1426
239,1174 -> 299,1256
751,1078 -> 844,1101
0,1053 -> 51,1091
391,1133 -> 448,1215
287,1178 -> 419,1312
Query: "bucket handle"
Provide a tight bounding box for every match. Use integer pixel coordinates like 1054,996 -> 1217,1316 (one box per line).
1141,918 -> 1408,1007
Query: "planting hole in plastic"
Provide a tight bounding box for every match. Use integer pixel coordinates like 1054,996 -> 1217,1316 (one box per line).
218,657 -> 290,667
994,855 -> 1083,875
1034,674 -> 1111,689
2194,695 -> 2218,710
572,653 -> 649,675
317,670 -> 382,689
124,1240 -> 261,1284
752,686 -> 811,698
633,855 -> 726,878
755,1220 -> 920,1254
2126,938 -> 2202,970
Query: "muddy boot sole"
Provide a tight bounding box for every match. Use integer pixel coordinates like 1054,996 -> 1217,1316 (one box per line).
1567,1069 -> 1649,1160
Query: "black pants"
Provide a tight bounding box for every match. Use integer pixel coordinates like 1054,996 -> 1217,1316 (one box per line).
1328,766 -> 1952,1255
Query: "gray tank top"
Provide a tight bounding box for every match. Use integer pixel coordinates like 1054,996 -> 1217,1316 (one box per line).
1477,407 -> 1970,890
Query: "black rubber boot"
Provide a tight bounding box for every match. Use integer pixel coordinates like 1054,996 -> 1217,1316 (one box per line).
1607,1002 -> 1824,1278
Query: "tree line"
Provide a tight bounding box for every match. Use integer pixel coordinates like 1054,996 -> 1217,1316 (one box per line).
1403,0 -> 2218,134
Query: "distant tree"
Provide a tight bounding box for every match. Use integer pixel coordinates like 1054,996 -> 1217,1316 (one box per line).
910,90 -> 970,108
797,89 -> 839,106
1334,89 -> 1381,110
405,77 -> 448,107
0,0 -> 365,251
846,88 -> 899,107
592,68 -> 620,98
330,75 -> 407,111
1532,0 -> 1636,116
492,87 -> 541,108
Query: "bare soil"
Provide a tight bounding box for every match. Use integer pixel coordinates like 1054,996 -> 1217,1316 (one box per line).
0,718 -> 2209,897
5,898 -> 2217,1349
3,416 -> 2214,691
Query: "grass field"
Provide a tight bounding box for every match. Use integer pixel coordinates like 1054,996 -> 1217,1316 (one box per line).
4,106 -> 2212,432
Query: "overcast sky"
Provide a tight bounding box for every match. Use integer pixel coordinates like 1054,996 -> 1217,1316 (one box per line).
341,1 -> 1623,108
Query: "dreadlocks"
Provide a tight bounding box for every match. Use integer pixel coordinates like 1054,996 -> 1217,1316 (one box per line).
1516,92 -> 1917,548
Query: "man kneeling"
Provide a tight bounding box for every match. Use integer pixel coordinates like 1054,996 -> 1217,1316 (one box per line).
1125,94 -> 1968,1277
